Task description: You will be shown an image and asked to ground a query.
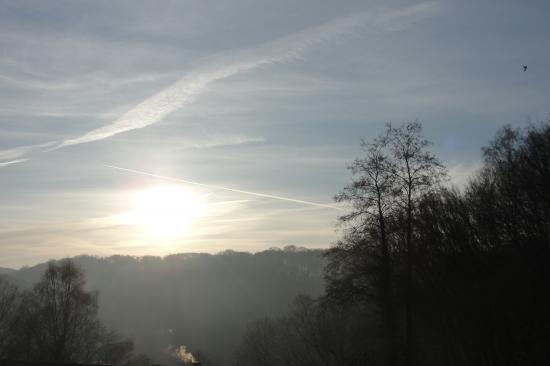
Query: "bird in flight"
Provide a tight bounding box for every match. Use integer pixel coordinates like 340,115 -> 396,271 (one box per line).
522,64 -> 528,72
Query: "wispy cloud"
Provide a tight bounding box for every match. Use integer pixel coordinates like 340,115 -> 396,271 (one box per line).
0,71 -> 173,92
0,142 -> 57,161
185,135 -> 265,149
56,16 -> 364,147
0,158 -> 28,167
447,160 -> 481,188
0,1 -> 441,167
58,2 -> 439,148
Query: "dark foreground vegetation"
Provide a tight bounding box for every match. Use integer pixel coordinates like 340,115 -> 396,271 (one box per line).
2,120 -> 550,366
0,260 -> 149,366
234,121 -> 550,366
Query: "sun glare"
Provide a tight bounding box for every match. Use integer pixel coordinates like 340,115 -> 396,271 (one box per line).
127,185 -> 208,238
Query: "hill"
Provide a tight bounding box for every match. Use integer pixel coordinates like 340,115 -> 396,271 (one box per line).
6,247 -> 326,365
0,267 -> 15,275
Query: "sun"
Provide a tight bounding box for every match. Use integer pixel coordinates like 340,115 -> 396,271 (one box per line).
130,185 -> 208,238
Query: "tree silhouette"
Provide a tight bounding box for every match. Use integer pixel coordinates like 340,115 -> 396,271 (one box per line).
29,260 -> 100,361
327,122 -> 445,365
1,259 -> 143,365
331,127 -> 397,363
0,276 -> 19,358
387,122 -> 445,366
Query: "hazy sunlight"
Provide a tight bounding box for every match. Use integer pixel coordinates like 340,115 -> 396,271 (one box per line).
128,185 -> 207,238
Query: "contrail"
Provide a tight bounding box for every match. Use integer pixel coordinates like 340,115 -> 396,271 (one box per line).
0,141 -> 57,161
0,158 -> 28,167
104,164 -> 344,211
56,2 -> 439,148
56,14 -> 366,148
0,1 -> 441,167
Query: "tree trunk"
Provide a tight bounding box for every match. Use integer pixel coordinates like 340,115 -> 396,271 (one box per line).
405,183 -> 414,366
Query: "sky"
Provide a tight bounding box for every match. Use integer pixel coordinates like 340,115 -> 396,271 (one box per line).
1,0 -> 549,268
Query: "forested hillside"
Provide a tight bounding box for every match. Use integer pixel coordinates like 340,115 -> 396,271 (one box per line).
5,247 -> 326,365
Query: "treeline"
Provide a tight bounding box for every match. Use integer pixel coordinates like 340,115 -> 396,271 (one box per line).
234,121 -> 550,366
0,260 -> 148,365
3,247 -> 326,365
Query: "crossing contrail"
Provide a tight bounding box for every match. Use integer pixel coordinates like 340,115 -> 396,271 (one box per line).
103,164 -> 343,211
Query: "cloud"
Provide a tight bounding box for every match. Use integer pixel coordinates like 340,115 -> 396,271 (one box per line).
0,142 -> 56,161
0,158 -> 28,167
56,17 -> 363,147
0,71 -> 173,92
57,2 -> 440,148
185,135 -> 265,149
0,1 -> 441,164
447,160 -> 481,188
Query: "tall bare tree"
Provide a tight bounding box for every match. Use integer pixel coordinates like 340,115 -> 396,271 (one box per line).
328,122 -> 445,365
388,122 -> 445,366
333,129 -> 398,363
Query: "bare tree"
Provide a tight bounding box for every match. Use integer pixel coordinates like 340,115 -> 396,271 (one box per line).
333,129 -> 398,364
328,122 -> 445,365
388,122 -> 446,366
28,259 -> 100,361
1,260 -> 141,364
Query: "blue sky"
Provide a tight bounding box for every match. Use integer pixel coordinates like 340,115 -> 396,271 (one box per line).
1,0 -> 549,267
